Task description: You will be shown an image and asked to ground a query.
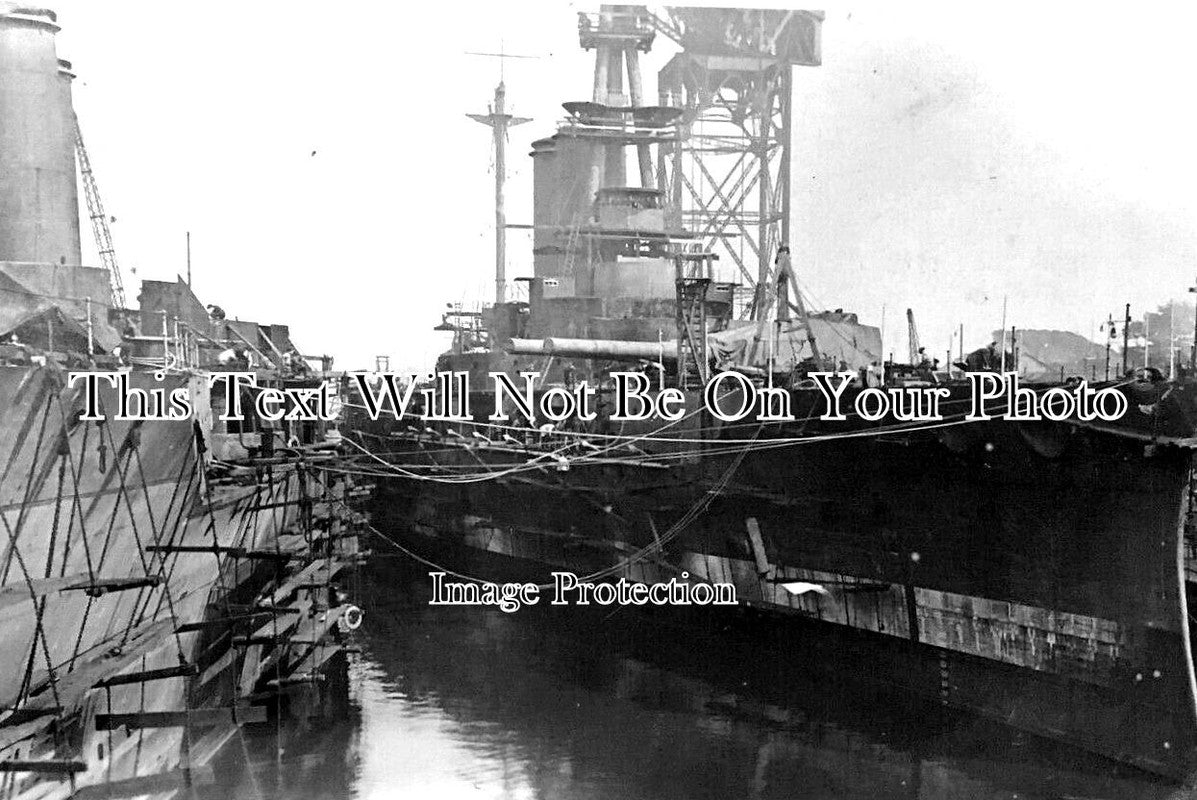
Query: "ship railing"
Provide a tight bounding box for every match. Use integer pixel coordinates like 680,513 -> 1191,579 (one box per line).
577,10 -> 655,50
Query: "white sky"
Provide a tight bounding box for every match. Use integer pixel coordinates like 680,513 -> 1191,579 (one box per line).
52,1 -> 1197,370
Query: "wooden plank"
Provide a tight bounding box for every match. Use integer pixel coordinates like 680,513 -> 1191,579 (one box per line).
175,610 -> 288,633
144,544 -> 247,555
195,648 -> 237,690
254,605 -> 346,677
0,718 -> 58,752
248,600 -> 311,641
288,641 -> 344,680
245,498 -> 311,512
0,707 -> 62,727
93,664 -> 197,689
0,759 -> 86,774
267,558 -> 344,606
63,575 -> 161,597
223,603 -> 302,614
230,636 -> 279,648
0,573 -> 90,612
265,673 -> 325,689
21,621 -> 175,715
144,545 -> 297,560
94,705 -> 267,731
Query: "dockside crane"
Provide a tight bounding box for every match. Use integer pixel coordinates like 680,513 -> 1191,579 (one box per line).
74,115 -> 127,310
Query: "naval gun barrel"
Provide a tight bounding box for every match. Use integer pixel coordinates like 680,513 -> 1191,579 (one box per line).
507,337 -> 679,362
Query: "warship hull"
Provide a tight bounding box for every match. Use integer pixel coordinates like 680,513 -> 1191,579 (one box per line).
357,383 -> 1197,782
1,365 -> 359,799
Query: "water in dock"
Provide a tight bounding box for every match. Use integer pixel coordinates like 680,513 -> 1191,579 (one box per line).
200,555 -> 1180,800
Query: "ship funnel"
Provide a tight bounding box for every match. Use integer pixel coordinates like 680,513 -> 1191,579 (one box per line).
0,4 -> 82,265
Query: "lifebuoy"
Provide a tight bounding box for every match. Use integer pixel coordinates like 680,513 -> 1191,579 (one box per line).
339,605 -> 364,632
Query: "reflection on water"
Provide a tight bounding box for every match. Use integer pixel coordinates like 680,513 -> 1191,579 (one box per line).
207,555 -> 1179,800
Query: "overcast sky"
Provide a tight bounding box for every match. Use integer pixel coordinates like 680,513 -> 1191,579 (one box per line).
52,2 -> 1197,371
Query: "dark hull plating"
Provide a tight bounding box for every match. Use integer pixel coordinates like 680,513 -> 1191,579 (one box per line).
357,382 -> 1197,781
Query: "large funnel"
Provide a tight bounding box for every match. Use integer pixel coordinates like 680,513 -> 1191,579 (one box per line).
0,4 -> 82,266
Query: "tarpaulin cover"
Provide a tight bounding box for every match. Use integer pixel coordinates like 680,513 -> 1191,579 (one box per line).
709,315 -> 882,372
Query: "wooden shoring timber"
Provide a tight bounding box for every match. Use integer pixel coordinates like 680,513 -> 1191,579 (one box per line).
265,672 -> 325,689
247,600 -> 311,642
62,575 -> 161,598
70,765 -> 216,799
94,705 -> 267,731
174,610 -> 292,634
142,545 -> 297,560
223,603 -> 303,615
266,558 -> 344,607
229,636 -> 279,648
19,620 -> 175,717
0,759 -> 86,774
287,638 -> 345,680
240,684 -> 307,703
273,527 -> 357,554
0,716 -> 59,752
257,605 -> 349,677
194,648 -> 237,690
0,706 -> 63,727
245,497 -> 314,512
283,605 -> 348,653
93,664 -> 197,689
0,573 -> 90,612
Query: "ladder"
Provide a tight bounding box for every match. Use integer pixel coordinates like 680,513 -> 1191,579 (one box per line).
675,275 -> 711,389
74,116 -> 127,310
561,213 -> 583,276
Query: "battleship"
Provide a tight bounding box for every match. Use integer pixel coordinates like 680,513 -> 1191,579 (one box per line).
348,5 -> 1197,785
0,6 -> 366,798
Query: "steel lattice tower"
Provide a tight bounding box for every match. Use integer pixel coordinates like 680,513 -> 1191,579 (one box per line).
653,8 -> 823,319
